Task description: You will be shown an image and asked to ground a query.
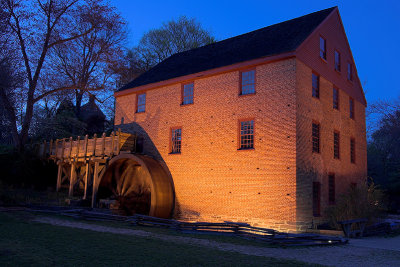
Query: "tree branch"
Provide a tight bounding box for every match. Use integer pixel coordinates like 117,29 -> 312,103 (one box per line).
48,26 -> 95,49
34,84 -> 104,103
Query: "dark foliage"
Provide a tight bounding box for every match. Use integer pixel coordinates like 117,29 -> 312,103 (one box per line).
0,148 -> 57,190
368,109 -> 400,212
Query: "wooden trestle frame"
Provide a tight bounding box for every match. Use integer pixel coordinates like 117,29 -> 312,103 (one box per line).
38,130 -> 137,207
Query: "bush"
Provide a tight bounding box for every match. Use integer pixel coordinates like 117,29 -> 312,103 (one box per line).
326,178 -> 388,229
0,148 -> 57,190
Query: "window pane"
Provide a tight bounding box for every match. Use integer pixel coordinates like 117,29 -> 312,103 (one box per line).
171,128 -> 182,153
313,182 -> 321,216
239,120 -> 254,149
329,174 -> 335,204
334,132 -> 340,159
333,87 -> 339,109
137,93 -> 146,112
350,138 -> 355,163
241,70 -> 255,95
347,63 -> 353,81
320,37 -> 326,59
312,73 -> 319,98
312,122 -> 320,153
182,83 -> 194,105
349,98 -> 354,119
335,50 -> 341,71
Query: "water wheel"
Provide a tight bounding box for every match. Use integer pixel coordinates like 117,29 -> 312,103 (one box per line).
96,154 -> 174,218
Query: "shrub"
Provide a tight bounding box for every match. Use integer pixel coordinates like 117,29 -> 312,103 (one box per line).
326,178 -> 388,229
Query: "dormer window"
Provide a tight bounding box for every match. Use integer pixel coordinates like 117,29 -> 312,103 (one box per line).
334,50 -> 341,71
320,36 -> 326,60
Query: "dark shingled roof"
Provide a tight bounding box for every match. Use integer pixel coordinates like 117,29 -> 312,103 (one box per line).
119,7 -> 335,91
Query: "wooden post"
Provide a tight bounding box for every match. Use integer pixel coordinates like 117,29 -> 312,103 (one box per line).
84,135 -> 89,159
69,161 -> 76,197
110,131 -> 115,156
54,139 -> 59,159
76,136 -> 80,158
116,130 -> 121,155
101,133 -> 106,158
69,137 -> 73,159
56,162 -> 62,192
91,161 -> 100,207
93,134 -> 97,157
61,139 -> 66,160
83,162 -> 91,200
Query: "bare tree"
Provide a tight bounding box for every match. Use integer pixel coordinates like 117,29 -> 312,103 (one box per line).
0,0 -> 118,149
120,16 -> 215,84
46,5 -> 126,117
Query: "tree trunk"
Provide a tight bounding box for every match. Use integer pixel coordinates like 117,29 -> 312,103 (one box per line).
0,87 -> 20,149
75,90 -> 84,118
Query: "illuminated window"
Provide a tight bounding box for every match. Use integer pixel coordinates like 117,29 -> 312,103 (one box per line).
347,62 -> 353,81
350,138 -> 355,163
328,174 -> 335,204
313,182 -> 321,216
312,122 -> 320,153
334,131 -> 340,159
170,128 -> 182,154
239,119 -> 254,149
334,50 -> 341,71
333,87 -> 339,109
137,93 -> 146,113
182,82 -> 194,105
240,70 -> 255,95
320,37 -> 326,60
349,97 -> 355,119
312,73 -> 320,98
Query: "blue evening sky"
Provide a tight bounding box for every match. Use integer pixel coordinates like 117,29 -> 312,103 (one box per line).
111,0 -> 400,105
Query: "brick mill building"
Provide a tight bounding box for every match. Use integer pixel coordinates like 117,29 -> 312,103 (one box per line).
114,7 -> 367,231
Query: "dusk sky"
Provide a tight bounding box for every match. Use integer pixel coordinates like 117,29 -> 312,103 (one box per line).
111,0 -> 400,105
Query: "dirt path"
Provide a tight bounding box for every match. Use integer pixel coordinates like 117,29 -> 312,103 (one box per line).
34,217 -> 400,267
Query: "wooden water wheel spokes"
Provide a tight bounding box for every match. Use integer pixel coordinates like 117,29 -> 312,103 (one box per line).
96,154 -> 174,218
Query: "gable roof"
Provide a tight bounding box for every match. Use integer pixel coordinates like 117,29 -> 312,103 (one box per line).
119,7 -> 336,92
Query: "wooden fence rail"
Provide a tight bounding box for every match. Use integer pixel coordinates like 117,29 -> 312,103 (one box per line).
25,206 -> 348,247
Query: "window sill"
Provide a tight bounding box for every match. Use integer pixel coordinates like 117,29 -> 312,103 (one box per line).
312,96 -> 320,100
239,92 -> 256,97
169,152 -> 181,155
237,148 -> 255,151
180,103 -> 194,107
136,111 -> 145,114
335,69 -> 341,74
320,57 -> 327,63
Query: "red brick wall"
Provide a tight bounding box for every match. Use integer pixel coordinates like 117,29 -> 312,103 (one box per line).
295,58 -> 367,228
115,58 -> 299,231
295,10 -> 367,229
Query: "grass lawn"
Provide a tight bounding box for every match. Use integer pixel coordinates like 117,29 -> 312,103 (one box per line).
0,212 -> 314,266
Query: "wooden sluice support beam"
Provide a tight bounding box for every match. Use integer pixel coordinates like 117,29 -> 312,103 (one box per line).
39,130 -> 137,204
